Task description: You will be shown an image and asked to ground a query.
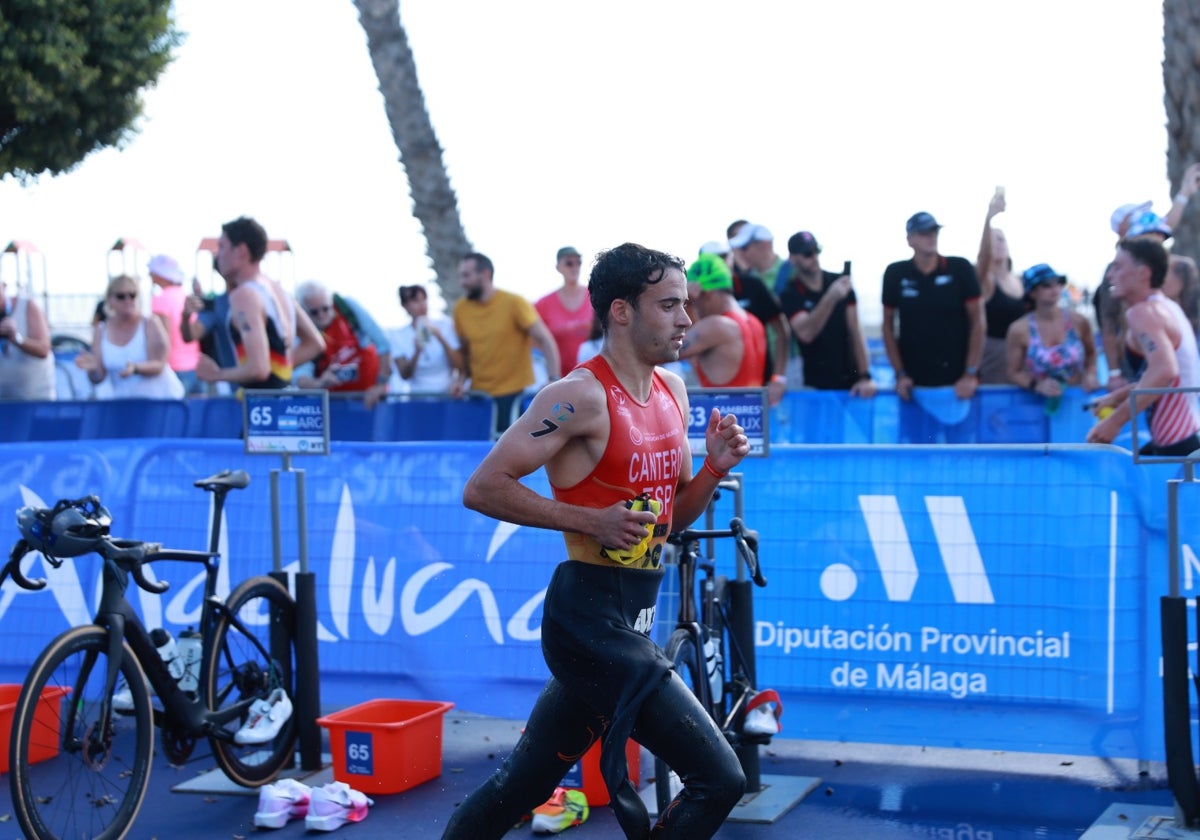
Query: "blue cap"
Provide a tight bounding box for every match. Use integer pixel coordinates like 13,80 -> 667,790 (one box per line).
1021,263 -> 1067,294
1125,211 -> 1172,240
906,212 -> 941,234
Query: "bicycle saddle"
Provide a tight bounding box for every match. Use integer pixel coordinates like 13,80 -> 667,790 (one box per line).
16,496 -> 112,559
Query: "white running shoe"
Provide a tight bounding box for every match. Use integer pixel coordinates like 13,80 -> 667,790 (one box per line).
742,688 -> 784,736
743,704 -> 780,735
234,688 -> 294,745
253,777 -> 312,829
112,679 -> 135,712
304,781 -> 374,831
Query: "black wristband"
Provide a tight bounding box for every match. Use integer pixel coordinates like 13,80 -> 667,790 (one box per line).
1026,377 -> 1038,392
858,373 -> 872,382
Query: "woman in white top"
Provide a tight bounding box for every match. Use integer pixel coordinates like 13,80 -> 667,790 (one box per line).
0,275 -> 56,399
75,275 -> 184,399
392,284 -> 462,393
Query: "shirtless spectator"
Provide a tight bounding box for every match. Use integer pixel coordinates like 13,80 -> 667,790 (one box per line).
679,253 -> 767,388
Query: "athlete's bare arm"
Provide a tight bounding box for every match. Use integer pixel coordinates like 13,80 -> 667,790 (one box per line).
196,284 -> 269,384
1087,300 -> 1180,443
462,368 -> 658,551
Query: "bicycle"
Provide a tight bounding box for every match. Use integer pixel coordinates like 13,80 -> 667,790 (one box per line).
2,469 -> 299,840
653,515 -> 770,816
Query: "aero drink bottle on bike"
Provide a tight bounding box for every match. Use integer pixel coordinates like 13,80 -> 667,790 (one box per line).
702,577 -> 723,702
177,627 -> 203,693
703,631 -> 722,705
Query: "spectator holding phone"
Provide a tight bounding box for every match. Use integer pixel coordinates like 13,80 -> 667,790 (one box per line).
975,188 -> 1028,384
778,231 -> 875,395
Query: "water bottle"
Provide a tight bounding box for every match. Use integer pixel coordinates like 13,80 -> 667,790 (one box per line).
1043,377 -> 1064,416
176,627 -> 203,693
149,628 -> 185,682
703,631 -> 723,704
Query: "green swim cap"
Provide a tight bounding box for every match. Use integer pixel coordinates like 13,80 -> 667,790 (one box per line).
687,254 -> 733,292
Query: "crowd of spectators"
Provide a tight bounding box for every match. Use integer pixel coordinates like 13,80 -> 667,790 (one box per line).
5,189 -> 1200,446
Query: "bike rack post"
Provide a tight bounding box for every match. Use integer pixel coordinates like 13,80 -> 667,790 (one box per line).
706,474 -> 764,794
1130,387 -> 1200,827
271,455 -> 323,772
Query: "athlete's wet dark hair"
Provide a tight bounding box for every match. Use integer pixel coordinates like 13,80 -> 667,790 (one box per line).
589,243 -> 685,331
1119,235 -> 1169,288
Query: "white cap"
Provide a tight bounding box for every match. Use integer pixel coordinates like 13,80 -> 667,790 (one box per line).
698,240 -> 730,256
147,254 -> 185,284
727,223 -> 773,250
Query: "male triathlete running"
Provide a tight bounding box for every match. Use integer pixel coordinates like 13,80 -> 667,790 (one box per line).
440,243 -> 751,839
1087,235 -> 1200,455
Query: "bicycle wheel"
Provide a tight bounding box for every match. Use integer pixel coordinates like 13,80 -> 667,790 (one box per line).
10,625 -> 153,840
654,627 -> 710,817
205,574 -> 297,786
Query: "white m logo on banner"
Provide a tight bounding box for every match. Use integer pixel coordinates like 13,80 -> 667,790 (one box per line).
820,495 -> 994,604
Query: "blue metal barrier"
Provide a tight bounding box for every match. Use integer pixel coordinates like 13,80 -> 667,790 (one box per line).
0,387 -> 1105,444
0,439 -> 1183,763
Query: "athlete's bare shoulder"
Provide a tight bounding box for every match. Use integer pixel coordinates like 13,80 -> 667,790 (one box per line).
508,365 -> 606,443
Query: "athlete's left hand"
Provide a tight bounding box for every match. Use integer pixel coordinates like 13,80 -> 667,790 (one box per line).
704,408 -> 750,473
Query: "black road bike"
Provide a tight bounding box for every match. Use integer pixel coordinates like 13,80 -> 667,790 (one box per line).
2,469 -> 298,840
654,516 -> 769,816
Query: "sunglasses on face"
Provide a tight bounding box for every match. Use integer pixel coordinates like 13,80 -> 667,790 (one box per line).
562,259 -> 581,267
111,291 -> 137,301
306,305 -> 332,317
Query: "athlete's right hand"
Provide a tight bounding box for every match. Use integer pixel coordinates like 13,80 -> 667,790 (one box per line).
593,499 -> 658,553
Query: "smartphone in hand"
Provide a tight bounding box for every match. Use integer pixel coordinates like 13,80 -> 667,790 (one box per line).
842,260 -> 852,276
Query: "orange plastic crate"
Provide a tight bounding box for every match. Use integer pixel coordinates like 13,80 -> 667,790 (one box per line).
317,699 -> 454,794
0,684 -> 71,774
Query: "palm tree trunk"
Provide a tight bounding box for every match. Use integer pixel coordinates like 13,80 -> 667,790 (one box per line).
353,0 -> 469,302
1165,0 -> 1200,257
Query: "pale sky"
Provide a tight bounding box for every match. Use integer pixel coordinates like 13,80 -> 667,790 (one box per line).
0,0 -> 1175,332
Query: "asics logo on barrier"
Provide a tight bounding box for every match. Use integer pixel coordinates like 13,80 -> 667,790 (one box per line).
819,495 -> 995,604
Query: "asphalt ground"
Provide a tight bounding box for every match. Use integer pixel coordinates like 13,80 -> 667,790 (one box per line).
0,708 -> 1178,839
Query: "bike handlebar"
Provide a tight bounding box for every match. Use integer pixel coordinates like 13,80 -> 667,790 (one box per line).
3,534 -> 170,594
2,471 -> 243,595
668,517 -> 767,587
3,539 -> 46,591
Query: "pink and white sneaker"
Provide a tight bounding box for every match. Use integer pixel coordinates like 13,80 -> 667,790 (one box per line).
305,781 -> 375,831
253,777 -> 312,829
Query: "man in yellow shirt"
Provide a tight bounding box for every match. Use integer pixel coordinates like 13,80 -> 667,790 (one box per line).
452,252 -> 561,436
